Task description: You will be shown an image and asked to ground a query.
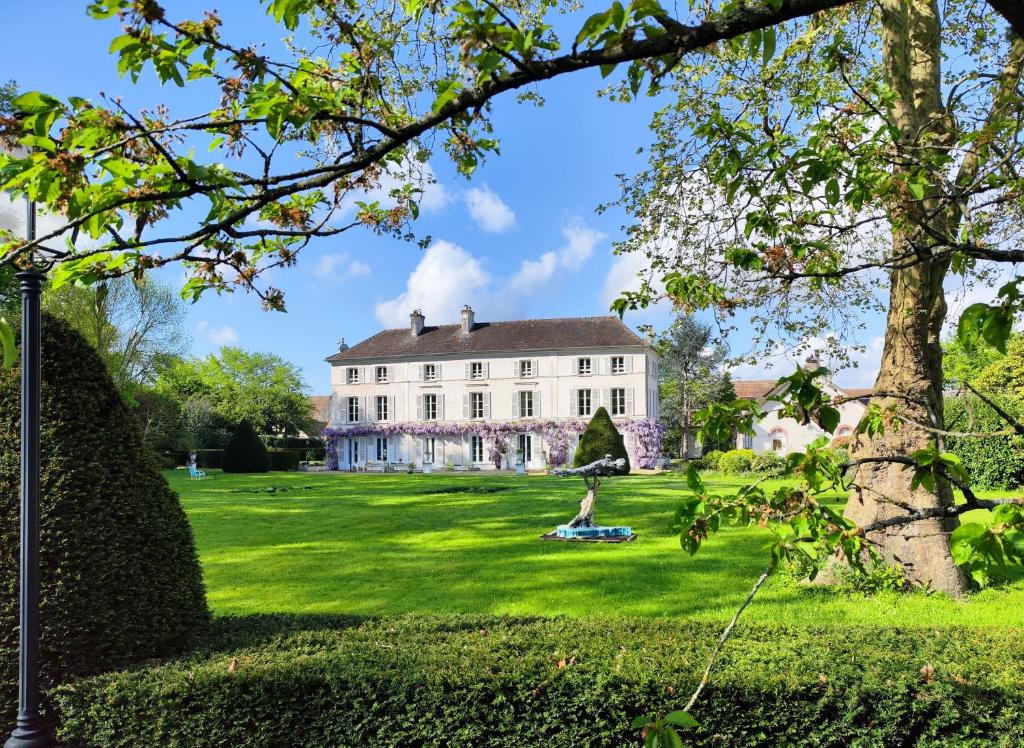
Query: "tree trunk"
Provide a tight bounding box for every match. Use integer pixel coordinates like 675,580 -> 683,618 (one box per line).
845,253 -> 966,595
840,0 -> 967,596
568,478 -> 599,528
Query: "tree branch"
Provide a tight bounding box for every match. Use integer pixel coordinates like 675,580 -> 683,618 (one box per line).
684,565 -> 772,713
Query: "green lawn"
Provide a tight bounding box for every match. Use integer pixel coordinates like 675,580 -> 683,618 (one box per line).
169,469 -> 1024,626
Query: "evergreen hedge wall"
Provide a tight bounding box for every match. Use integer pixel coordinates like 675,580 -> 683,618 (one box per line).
55,615 -> 1024,747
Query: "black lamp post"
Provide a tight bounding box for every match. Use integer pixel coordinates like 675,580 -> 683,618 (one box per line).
4,199 -> 54,748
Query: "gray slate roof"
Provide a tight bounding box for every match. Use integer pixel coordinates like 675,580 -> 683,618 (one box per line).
326,316 -> 646,362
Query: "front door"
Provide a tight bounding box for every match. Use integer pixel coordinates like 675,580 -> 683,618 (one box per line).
517,434 -> 532,469
347,438 -> 360,469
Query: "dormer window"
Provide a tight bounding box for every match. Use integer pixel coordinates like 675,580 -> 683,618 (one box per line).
346,367 -> 360,384
577,357 -> 592,376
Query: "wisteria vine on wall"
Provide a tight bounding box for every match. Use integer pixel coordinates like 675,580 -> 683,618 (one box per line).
323,418 -> 665,470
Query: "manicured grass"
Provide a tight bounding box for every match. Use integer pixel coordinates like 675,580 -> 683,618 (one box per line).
168,469 -> 1024,626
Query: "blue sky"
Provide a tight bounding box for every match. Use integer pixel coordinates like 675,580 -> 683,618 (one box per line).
1,1 -> 894,393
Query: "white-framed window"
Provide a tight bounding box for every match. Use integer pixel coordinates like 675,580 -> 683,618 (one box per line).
423,437 -> 436,464
424,363 -> 437,382
375,437 -> 389,462
742,433 -> 753,450
770,428 -> 787,453
470,391 -> 485,419
470,435 -> 484,463
347,397 -> 360,423
375,395 -> 389,422
519,359 -> 534,378
470,361 -> 485,380
577,357 -> 592,375
577,388 -> 592,417
346,367 -> 360,384
610,387 -> 627,416
611,356 -> 625,374
519,390 -> 534,418
423,394 -> 438,420
375,366 -> 389,383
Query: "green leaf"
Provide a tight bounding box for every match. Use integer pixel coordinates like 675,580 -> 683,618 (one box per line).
957,303 -> 987,350
762,27 -> 776,64
663,710 -> 698,728
631,714 -> 654,729
12,91 -> 61,115
685,464 -> 705,493
0,318 -> 16,370
818,405 -> 840,433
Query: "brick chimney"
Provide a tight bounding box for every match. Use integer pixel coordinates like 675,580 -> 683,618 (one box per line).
460,305 -> 475,335
410,309 -> 425,337
804,353 -> 820,372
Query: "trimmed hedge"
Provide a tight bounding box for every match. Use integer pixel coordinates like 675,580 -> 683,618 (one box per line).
55,615 -> 1024,747
718,448 -> 755,474
944,395 -> 1024,490
222,421 -> 271,473
0,315 -> 209,727
269,450 -> 301,472
573,406 -> 630,475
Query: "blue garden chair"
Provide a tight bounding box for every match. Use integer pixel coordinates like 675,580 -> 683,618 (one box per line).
188,463 -> 207,481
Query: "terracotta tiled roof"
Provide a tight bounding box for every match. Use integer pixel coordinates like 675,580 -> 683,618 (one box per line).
844,388 -> 873,399
309,395 -> 331,420
326,316 -> 647,362
732,380 -> 780,400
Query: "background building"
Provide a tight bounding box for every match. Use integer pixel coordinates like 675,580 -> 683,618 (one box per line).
326,307 -> 659,470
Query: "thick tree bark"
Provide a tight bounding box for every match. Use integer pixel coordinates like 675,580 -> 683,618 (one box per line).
841,0 -> 968,595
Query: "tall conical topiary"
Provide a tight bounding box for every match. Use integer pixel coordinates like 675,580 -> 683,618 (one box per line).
1,315 -> 209,725
573,406 -> 630,475
222,420 -> 271,473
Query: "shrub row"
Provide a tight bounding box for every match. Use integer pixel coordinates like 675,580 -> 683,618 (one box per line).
55,615 -> 1024,748
261,435 -> 325,451
163,449 -> 317,472
944,395 -> 1024,490
703,448 -> 848,477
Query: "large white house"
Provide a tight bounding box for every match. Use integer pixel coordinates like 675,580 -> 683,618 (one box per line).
325,307 -> 660,470
733,357 -> 871,454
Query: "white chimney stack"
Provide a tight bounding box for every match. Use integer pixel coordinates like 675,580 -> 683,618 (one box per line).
410,309 -> 425,337
804,353 -> 820,372
460,305 -> 475,335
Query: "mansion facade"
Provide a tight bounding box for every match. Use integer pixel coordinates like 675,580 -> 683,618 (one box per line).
325,307 -> 660,470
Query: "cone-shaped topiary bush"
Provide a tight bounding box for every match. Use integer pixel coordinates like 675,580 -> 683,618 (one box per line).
1,314 -> 209,725
222,421 -> 271,473
573,406 -> 630,475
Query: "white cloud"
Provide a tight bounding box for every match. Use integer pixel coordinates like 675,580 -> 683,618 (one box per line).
509,219 -> 605,292
464,185 -> 516,233
313,253 -> 372,282
197,320 -> 238,345
375,240 -> 491,328
600,249 -> 665,310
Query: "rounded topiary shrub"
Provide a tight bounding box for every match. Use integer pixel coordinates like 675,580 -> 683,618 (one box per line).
573,407 -> 630,475
0,315 -> 209,725
750,451 -> 786,476
222,421 -> 271,473
718,448 -> 755,474
702,449 -> 724,471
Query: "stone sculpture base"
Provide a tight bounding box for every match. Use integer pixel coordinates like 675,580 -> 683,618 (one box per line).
541,524 -> 636,543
